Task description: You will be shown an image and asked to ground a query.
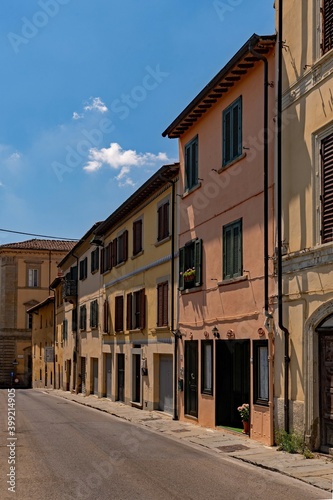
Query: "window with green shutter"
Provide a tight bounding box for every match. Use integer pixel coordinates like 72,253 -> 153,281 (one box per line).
223,219 -> 242,280
179,239 -> 203,290
223,96 -> 242,166
184,136 -> 198,191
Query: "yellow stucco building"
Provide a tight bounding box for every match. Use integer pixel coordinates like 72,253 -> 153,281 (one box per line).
0,239 -> 75,388
277,0 -> 333,452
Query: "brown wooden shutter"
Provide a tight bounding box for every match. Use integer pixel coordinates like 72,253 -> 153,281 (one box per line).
108,242 -> 113,270
321,133 -> 333,243
157,206 -> 162,241
162,282 -> 168,326
139,288 -> 146,329
133,220 -> 142,255
100,247 -> 105,274
163,202 -> 169,239
157,284 -> 163,327
126,293 -> 132,330
115,296 -> 124,332
322,0 -> 333,54
103,299 -> 109,333
124,230 -> 128,261
112,238 -> 118,267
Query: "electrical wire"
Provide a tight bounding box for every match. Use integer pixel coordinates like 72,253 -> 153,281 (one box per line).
0,228 -> 79,241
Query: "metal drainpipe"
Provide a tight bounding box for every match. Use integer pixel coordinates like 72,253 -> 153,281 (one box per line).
249,42 -> 274,442
277,0 -> 290,433
158,173 -> 178,421
49,284 -> 56,389
70,251 -> 79,393
248,43 -> 270,317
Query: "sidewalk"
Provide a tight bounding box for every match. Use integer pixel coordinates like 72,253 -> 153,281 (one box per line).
42,389 -> 333,494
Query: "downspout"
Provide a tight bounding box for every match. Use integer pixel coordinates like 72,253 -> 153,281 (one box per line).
249,41 -> 274,442
277,0 -> 290,433
49,283 -> 56,389
159,173 -> 178,421
248,43 -> 270,318
70,251 -> 79,393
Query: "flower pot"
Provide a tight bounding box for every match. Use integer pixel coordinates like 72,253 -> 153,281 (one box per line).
242,420 -> 249,434
184,274 -> 195,282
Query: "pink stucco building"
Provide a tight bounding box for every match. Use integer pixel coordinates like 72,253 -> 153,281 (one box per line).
163,34 -> 276,444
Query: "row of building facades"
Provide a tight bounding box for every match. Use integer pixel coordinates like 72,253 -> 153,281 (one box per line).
2,1 -> 333,451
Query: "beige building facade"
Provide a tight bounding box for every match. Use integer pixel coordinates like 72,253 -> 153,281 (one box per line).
277,0 -> 333,452
0,239 -> 75,388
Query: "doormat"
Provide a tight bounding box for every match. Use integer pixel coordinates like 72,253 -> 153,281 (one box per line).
217,444 -> 250,453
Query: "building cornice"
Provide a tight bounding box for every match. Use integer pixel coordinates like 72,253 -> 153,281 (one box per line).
282,51 -> 333,110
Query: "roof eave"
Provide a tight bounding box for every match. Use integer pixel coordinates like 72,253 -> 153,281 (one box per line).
162,34 -> 276,139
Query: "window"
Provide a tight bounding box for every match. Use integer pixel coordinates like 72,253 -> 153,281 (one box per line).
179,239 -> 203,290
27,313 -> 33,330
90,300 -> 99,329
28,269 -> 39,287
321,0 -> 333,55
126,289 -> 146,330
253,340 -> 269,405
91,247 -> 99,273
72,308 -> 77,332
62,319 -> 68,342
185,136 -> 198,191
157,200 -> 170,242
223,219 -> 242,280
133,219 -> 143,256
157,281 -> 168,327
112,230 -> 128,266
223,96 -> 242,166
321,132 -> 333,243
201,340 -> 213,395
103,299 -> 109,334
115,296 -> 124,332
79,305 -> 87,330
101,242 -> 113,274
79,258 -> 88,280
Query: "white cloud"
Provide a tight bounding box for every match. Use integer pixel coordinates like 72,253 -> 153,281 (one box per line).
9,152 -> 21,161
72,112 -> 83,120
83,97 -> 108,114
72,97 -> 108,121
83,142 -> 170,186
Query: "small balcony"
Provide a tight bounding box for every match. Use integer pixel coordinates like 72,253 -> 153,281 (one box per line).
62,280 -> 77,302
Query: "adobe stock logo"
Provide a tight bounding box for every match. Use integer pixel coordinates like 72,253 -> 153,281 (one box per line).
7,0 -> 71,54
213,0 -> 243,22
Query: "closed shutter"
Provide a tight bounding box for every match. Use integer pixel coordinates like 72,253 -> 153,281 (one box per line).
139,288 -> 146,330
100,247 -> 105,274
179,246 -> 185,290
191,139 -> 198,188
157,283 -> 168,327
223,226 -> 233,280
194,239 -> 203,286
133,220 -> 142,255
107,242 -> 113,270
126,293 -> 132,330
115,296 -> 124,332
103,299 -> 109,333
322,0 -> 333,54
321,133 -> 333,243
123,230 -> 128,261
223,109 -> 231,164
112,238 -> 118,267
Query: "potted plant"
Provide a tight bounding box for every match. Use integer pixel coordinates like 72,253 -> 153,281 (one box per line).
237,403 -> 250,434
182,268 -> 196,282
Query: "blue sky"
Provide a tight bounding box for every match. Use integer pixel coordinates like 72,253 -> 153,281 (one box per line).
0,0 -> 275,244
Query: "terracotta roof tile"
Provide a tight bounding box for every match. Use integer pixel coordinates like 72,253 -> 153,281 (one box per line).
0,239 -> 77,252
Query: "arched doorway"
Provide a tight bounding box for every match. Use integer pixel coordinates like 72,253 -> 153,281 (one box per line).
317,314 -> 333,452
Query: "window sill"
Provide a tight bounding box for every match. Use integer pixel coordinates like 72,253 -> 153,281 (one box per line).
220,152 -> 246,172
218,275 -> 248,286
180,285 -> 202,294
128,328 -> 143,334
115,261 -> 126,269
182,182 -> 202,198
131,250 -> 144,260
155,235 -> 171,247
151,326 -> 170,334
91,269 -> 99,275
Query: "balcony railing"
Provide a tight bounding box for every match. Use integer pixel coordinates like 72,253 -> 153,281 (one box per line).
62,280 -> 77,300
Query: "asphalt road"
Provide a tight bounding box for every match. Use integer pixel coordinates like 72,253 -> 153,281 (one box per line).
0,389 -> 328,500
